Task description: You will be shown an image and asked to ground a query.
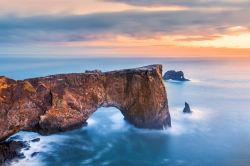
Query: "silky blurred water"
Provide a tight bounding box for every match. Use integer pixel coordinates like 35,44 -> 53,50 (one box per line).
1,57 -> 250,166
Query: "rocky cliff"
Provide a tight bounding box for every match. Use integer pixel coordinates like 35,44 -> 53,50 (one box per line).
0,65 -> 171,141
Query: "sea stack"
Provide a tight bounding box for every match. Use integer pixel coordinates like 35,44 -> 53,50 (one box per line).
163,70 -> 189,81
0,65 -> 171,141
183,102 -> 192,113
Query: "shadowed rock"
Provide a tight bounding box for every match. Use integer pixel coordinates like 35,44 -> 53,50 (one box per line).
163,70 -> 189,81
30,138 -> 40,143
0,65 -> 171,141
183,102 -> 192,113
31,152 -> 40,158
0,141 -> 26,163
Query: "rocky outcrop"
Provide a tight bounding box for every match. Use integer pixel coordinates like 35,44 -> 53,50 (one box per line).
0,65 -> 171,141
0,141 -> 26,163
183,102 -> 192,113
163,70 -> 189,81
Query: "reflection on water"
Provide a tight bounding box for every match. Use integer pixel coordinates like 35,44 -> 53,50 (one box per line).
1,57 -> 249,166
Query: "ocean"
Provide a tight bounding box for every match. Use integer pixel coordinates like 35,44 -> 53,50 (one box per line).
1,57 -> 250,166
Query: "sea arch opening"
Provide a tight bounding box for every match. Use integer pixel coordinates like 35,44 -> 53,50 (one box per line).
86,107 -> 129,132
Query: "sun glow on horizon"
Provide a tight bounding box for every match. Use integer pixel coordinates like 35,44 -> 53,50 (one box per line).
0,0 -> 249,58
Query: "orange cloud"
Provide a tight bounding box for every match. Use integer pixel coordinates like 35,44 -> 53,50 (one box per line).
0,0 -> 249,58
175,35 -> 223,42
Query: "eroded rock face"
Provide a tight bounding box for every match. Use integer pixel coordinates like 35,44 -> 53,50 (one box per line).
0,65 -> 171,141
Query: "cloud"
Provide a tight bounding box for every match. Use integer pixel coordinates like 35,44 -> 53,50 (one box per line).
175,35 -> 223,42
0,8 -> 249,44
103,0 -> 250,8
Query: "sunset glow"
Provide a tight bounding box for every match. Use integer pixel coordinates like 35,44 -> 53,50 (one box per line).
0,0 -> 250,58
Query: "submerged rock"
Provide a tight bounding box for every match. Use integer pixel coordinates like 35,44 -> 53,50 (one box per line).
0,141 -> 26,163
163,70 -> 189,81
31,152 -> 40,158
0,65 -> 171,141
183,102 -> 192,113
31,138 -> 40,143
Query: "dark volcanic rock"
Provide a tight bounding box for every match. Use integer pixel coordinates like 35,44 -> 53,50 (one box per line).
0,141 -> 26,163
31,138 -> 40,143
31,152 -> 40,157
85,70 -> 102,74
183,102 -> 192,113
163,70 -> 189,81
0,65 -> 171,141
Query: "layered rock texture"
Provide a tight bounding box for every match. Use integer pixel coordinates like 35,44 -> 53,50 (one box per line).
0,65 -> 171,141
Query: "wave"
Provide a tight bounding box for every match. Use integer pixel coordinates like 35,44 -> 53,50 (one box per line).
165,106 -> 212,136
9,106 -> 212,165
10,132 -> 69,166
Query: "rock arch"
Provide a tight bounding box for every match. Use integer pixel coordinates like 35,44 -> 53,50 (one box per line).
0,65 -> 171,141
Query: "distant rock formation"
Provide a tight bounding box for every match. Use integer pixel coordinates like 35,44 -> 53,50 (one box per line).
85,70 -> 102,74
163,70 -> 189,81
0,65 -> 171,142
183,102 -> 192,113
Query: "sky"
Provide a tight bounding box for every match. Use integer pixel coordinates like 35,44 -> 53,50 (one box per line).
0,0 -> 250,58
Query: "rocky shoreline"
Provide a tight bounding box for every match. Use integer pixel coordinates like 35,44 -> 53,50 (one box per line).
0,140 -> 26,164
